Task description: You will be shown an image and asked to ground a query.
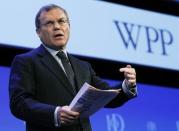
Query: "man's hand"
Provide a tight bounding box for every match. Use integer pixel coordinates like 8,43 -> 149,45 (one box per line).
119,65 -> 136,87
58,106 -> 80,125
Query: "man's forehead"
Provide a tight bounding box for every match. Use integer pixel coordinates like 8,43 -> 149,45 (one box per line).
39,8 -> 66,20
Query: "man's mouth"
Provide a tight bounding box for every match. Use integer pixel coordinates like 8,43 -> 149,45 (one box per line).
54,33 -> 64,39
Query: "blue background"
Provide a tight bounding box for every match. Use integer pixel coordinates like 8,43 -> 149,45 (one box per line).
1,66 -> 179,131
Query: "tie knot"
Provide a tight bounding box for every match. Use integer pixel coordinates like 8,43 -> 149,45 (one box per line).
57,51 -> 68,60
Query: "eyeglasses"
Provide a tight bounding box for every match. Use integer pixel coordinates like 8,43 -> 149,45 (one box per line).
41,18 -> 69,28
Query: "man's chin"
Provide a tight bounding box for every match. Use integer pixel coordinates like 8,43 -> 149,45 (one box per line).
54,43 -> 67,50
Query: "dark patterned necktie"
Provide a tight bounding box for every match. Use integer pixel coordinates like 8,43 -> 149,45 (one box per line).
57,51 -> 76,92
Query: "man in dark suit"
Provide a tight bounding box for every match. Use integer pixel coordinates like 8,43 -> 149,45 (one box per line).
9,4 -> 137,131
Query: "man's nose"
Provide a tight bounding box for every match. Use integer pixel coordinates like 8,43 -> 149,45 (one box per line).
54,22 -> 61,30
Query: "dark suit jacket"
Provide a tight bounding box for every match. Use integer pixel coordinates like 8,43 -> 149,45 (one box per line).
9,45 -> 133,131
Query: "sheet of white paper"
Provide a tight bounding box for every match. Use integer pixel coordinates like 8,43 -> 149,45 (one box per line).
69,82 -> 119,118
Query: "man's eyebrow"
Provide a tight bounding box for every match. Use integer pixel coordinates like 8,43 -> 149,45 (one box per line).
45,17 -> 67,21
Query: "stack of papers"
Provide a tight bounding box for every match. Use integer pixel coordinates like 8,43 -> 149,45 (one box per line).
69,82 -> 120,118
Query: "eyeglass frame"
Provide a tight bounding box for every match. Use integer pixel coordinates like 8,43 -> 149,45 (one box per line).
40,17 -> 69,28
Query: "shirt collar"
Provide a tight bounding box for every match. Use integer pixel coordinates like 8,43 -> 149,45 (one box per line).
42,44 -> 68,57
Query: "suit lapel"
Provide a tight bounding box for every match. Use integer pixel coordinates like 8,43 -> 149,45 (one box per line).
37,45 -> 76,96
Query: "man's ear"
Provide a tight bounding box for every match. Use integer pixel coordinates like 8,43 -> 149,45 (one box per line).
36,28 -> 41,37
